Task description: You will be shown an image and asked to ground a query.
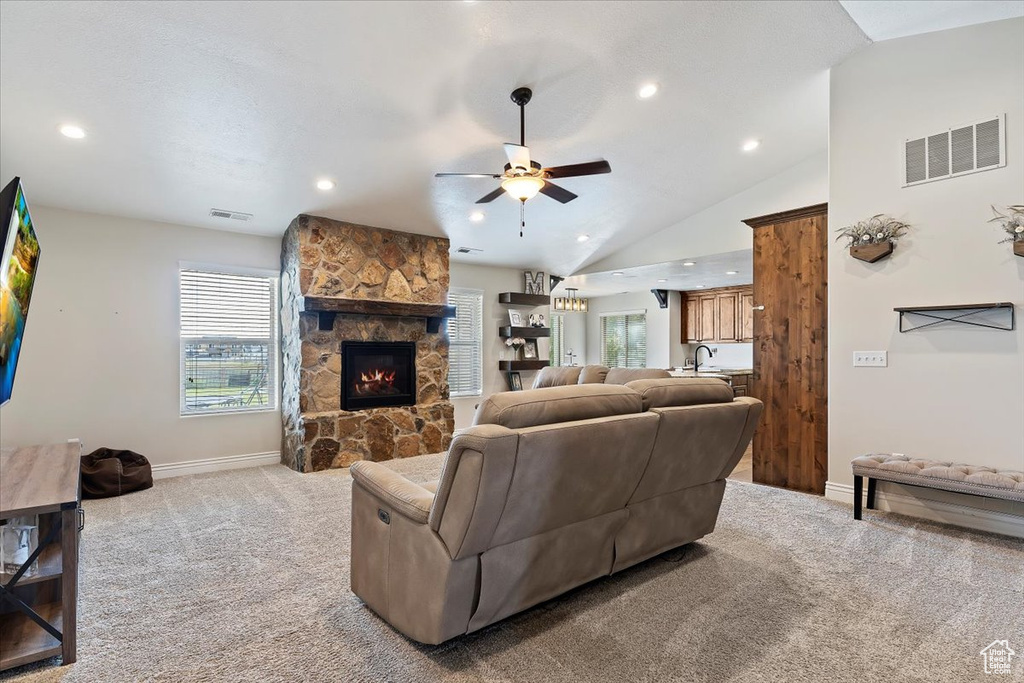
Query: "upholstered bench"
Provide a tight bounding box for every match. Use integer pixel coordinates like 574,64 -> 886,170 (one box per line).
850,454 -> 1024,520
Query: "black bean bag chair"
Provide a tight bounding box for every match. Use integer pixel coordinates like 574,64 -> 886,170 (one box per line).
81,448 -> 153,499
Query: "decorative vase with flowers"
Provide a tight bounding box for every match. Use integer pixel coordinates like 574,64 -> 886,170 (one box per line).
504,336 -> 526,360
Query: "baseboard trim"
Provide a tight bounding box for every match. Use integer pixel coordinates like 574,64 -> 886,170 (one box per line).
152,451 -> 281,480
825,480 -> 1024,539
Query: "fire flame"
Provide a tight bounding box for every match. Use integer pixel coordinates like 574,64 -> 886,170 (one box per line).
354,368 -> 398,396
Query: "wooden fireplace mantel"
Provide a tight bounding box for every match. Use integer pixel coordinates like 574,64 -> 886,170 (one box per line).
303,296 -> 457,333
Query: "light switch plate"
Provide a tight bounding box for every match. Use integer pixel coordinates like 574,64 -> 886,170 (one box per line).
853,351 -> 887,367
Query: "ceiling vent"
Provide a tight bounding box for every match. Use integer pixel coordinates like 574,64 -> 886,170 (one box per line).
209,208 -> 253,221
455,246 -> 482,255
903,114 -> 1004,187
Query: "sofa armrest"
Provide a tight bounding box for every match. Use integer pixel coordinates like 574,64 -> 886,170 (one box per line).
350,461 -> 434,524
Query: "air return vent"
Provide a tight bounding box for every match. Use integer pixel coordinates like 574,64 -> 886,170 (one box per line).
209,208 -> 253,221
903,114 -> 1004,187
455,246 -> 482,255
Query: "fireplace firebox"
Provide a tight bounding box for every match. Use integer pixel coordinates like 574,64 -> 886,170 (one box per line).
341,341 -> 417,411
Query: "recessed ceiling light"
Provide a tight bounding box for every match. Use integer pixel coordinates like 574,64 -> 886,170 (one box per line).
657,279 -> 668,283
726,270 -> 739,275
612,271 -> 624,276
638,83 -> 659,99
577,234 -> 590,242
316,179 -> 335,191
59,124 -> 86,139
682,261 -> 696,267
469,211 -> 485,222
695,284 -> 706,289
742,139 -> 760,152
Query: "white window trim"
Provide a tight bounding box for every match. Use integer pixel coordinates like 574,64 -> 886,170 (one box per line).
448,287 -> 484,398
179,263 -> 281,417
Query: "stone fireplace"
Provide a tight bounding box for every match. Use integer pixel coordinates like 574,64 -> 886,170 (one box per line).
280,215 -> 455,472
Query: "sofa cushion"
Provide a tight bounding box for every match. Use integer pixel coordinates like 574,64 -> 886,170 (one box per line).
472,384 -> 642,429
577,364 -> 610,384
625,378 -> 735,410
604,368 -> 672,384
532,366 -> 583,389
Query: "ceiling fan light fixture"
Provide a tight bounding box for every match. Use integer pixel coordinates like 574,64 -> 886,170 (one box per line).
501,175 -> 545,201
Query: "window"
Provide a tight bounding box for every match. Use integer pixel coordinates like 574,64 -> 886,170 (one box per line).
600,312 -> 647,368
179,267 -> 278,415
549,313 -> 565,366
447,289 -> 483,397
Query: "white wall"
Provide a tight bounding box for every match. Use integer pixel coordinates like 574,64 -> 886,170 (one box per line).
829,19 -> 1024,518
584,291 -> 671,368
449,262 -> 550,429
0,206 -> 283,466
582,152 -> 828,273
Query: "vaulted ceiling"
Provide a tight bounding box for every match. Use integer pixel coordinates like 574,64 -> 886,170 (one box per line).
0,1 -> 875,276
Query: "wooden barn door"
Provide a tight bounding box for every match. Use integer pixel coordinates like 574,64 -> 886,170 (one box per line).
744,204 -> 828,494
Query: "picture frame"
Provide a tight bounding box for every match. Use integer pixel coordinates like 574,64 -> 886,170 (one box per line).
506,371 -> 523,391
523,339 -> 538,359
508,309 -> 524,326
528,313 -> 545,328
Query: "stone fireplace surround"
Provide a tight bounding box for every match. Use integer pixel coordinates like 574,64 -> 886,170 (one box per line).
281,215 -> 455,472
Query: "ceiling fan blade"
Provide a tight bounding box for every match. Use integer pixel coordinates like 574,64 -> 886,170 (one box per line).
475,187 -> 506,204
539,181 -> 578,204
503,143 -> 531,171
542,160 -> 612,179
435,173 -> 502,178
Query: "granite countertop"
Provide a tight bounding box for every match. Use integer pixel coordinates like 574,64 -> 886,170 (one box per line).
669,368 -> 753,379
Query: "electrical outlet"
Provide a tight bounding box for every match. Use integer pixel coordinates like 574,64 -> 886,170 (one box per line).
853,351 -> 887,367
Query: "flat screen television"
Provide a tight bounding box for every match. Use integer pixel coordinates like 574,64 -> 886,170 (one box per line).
0,177 -> 40,406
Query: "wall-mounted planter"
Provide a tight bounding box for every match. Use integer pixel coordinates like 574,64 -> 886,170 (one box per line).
849,241 -> 894,263
1014,242 -> 1024,258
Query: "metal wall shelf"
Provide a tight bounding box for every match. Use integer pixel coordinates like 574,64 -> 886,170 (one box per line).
894,302 -> 1015,332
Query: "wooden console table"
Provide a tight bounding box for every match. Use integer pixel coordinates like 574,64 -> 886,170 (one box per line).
0,443 -> 81,671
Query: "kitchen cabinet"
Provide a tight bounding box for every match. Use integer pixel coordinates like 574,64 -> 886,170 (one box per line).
698,296 -> 717,341
681,286 -> 753,344
716,291 -> 739,342
739,292 -> 754,342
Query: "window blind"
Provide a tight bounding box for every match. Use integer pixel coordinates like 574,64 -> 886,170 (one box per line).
600,313 -> 647,368
447,289 -> 483,397
549,314 -> 564,366
180,268 -> 278,415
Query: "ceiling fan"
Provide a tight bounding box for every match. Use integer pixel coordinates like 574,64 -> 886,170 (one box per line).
435,87 -> 611,236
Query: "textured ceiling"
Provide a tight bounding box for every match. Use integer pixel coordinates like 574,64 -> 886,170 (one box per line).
0,1 -> 868,276
840,0 -> 1024,41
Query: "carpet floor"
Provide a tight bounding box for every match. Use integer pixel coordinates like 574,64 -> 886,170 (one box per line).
2,455 -> 1021,683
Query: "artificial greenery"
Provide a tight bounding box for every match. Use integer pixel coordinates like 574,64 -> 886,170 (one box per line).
835,214 -> 910,248
989,205 -> 1024,243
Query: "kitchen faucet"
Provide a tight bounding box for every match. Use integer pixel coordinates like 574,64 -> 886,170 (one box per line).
693,345 -> 714,371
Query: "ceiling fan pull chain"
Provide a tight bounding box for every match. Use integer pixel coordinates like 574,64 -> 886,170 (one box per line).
520,200 -> 525,237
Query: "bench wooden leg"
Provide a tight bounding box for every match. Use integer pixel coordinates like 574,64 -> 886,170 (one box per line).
866,477 -> 876,511
853,475 -> 863,520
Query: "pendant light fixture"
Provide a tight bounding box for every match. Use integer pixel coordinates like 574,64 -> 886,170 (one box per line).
553,287 -> 588,313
